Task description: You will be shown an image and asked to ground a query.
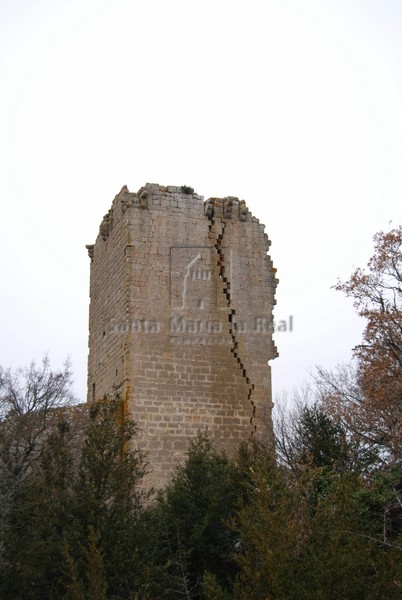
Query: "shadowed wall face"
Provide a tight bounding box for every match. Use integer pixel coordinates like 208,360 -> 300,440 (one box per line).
87,184 -> 278,489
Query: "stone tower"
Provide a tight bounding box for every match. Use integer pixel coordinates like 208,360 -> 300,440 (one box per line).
86,184 -> 278,489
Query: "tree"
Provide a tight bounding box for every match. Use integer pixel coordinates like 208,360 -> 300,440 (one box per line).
0,419 -> 77,599
140,432 -> 242,599
326,226 -> 402,465
273,388 -> 353,473
0,359 -> 149,599
71,399 -> 148,599
335,226 -> 402,370
0,356 -> 78,598
233,437 -> 402,599
0,355 -> 76,483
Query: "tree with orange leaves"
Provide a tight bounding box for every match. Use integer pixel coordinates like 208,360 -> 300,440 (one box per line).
317,226 -> 402,467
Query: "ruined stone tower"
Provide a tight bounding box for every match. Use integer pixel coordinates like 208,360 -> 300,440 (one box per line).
86,184 -> 278,489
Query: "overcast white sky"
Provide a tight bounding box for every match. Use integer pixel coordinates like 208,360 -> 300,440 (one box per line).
1,0 -> 402,402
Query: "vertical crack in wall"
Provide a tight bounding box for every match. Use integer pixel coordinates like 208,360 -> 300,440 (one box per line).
207,209 -> 257,435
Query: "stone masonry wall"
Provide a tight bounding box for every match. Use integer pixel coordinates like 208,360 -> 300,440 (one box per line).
87,184 -> 278,490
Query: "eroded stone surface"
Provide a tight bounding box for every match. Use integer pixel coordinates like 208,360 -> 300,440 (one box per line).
87,183 -> 278,489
